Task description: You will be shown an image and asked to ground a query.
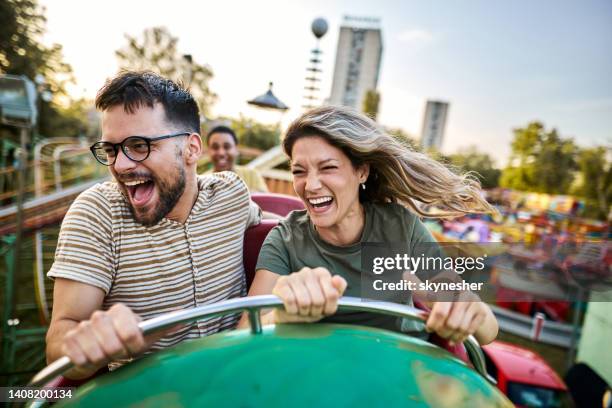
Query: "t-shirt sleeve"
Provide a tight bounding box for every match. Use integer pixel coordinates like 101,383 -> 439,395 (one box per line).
409,215 -> 438,246
210,171 -> 262,228
255,226 -> 291,275
47,187 -> 114,294
232,172 -> 262,227
406,211 -> 445,280
247,199 -> 262,227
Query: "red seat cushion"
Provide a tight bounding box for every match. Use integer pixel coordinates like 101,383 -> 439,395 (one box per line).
251,193 -> 304,217
243,219 -> 279,288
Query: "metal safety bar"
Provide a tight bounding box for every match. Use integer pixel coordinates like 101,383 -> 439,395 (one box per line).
29,295 -> 495,387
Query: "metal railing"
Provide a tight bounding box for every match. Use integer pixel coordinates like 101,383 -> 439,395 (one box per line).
29,295 -> 495,388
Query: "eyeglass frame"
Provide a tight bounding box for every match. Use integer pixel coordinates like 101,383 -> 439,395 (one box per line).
89,132 -> 191,166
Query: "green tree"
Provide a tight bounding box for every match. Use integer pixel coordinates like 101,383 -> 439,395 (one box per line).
116,27 -> 216,116
449,147 -> 501,189
0,0 -> 86,138
572,147 -> 611,220
384,127 -> 418,150
500,122 -> 577,194
362,89 -> 380,121
222,115 -> 280,151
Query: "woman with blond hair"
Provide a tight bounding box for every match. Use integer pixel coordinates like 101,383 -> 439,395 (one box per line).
238,105 -> 498,346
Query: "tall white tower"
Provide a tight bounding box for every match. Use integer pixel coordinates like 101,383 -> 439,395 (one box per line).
420,100 -> 449,150
328,16 -> 383,110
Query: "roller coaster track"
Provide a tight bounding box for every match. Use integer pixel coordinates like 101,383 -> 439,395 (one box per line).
0,177 -> 106,235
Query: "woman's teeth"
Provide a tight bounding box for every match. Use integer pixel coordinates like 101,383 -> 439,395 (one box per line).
308,196 -> 333,206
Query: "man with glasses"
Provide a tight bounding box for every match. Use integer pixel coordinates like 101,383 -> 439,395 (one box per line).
45,71 -> 261,379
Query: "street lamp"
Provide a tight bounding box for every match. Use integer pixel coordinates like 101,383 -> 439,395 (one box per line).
247,82 -> 289,111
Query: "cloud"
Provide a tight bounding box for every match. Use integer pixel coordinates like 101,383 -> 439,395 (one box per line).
397,29 -> 434,44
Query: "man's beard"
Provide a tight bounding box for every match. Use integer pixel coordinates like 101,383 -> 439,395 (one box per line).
130,164 -> 187,227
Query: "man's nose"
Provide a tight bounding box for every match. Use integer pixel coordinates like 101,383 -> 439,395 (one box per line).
112,149 -> 137,173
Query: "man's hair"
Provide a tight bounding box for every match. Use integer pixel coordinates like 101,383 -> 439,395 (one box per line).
206,125 -> 238,145
95,71 -> 200,134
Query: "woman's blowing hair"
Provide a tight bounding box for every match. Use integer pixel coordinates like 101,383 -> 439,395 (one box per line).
283,105 -> 495,218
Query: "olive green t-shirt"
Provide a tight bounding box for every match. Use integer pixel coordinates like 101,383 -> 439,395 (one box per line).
256,202 -> 437,333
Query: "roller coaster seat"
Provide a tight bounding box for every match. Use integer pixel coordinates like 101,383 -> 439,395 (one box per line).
250,192 -> 304,217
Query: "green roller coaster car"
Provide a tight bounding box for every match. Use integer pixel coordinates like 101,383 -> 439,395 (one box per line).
29,296 -> 513,408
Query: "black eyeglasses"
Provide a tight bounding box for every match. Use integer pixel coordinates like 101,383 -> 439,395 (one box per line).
90,132 -> 190,166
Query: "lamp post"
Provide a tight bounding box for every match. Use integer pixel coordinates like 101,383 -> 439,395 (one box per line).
303,18 -> 328,110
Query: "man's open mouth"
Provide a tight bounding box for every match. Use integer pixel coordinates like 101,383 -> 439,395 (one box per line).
124,179 -> 155,207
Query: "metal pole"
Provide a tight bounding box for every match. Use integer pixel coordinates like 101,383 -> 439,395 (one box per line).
3,127 -> 28,385
11,127 -> 29,310
566,285 -> 584,370
1,236 -> 16,375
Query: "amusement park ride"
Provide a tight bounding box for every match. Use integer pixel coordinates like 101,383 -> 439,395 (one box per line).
0,73 -> 578,406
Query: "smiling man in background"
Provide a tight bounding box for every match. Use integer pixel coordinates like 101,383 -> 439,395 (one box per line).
206,125 -> 269,193
45,71 -> 261,379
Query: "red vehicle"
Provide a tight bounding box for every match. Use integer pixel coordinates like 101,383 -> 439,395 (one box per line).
483,341 -> 573,407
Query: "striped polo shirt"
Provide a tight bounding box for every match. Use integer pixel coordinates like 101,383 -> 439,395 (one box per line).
48,171 -> 261,364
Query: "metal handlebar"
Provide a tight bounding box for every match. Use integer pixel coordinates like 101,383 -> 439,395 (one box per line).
29,295 -> 495,387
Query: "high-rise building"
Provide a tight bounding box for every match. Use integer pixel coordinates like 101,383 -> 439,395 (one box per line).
420,100 -> 449,150
328,16 -> 383,110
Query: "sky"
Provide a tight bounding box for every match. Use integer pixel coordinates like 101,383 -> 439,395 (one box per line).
39,0 -> 612,165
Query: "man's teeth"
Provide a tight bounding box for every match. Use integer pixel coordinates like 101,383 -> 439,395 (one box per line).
124,179 -> 149,186
308,196 -> 333,205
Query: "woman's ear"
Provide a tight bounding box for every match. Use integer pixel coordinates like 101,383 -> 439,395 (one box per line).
185,133 -> 202,165
359,163 -> 370,184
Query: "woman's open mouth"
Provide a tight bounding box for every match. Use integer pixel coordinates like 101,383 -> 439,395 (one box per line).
124,179 -> 155,207
307,196 -> 334,213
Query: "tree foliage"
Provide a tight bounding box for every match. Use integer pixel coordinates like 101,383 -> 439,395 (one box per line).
362,89 -> 380,121
384,127 -> 418,150
116,27 -> 216,116
500,122 -> 577,194
207,115 -> 280,152
448,146 -> 501,189
0,0 -> 87,138
571,147 -> 611,220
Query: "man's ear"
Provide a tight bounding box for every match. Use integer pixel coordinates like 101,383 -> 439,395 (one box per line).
184,133 -> 202,165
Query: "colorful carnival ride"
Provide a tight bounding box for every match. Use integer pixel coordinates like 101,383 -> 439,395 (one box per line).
19,196 -> 574,407
1,121 -> 592,406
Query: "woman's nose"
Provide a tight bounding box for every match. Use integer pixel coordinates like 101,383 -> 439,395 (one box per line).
305,173 -> 322,191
